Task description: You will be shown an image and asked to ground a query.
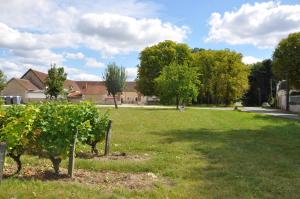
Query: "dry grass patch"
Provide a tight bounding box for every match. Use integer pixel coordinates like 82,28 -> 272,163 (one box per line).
3,164 -> 165,191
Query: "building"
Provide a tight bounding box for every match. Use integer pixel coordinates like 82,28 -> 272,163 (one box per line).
276,80 -> 300,112
2,69 -> 145,104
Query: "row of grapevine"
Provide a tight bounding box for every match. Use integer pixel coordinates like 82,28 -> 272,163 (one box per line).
0,101 -> 110,175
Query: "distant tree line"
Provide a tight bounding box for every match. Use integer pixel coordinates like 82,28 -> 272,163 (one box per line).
136,40 -> 249,106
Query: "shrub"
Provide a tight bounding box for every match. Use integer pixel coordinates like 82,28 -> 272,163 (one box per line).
0,105 -> 39,174
0,102 -> 109,175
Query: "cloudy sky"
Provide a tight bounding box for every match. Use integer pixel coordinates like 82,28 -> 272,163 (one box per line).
0,0 -> 300,81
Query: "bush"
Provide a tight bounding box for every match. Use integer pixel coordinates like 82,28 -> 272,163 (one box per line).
0,105 -> 39,173
0,102 -> 109,175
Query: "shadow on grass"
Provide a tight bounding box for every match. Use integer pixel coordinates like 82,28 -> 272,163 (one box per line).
151,123 -> 300,198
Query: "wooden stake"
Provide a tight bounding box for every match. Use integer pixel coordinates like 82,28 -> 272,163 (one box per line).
0,142 -> 7,182
68,132 -> 77,178
104,120 -> 112,156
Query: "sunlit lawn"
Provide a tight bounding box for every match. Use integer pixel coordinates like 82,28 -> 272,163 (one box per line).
0,108 -> 300,199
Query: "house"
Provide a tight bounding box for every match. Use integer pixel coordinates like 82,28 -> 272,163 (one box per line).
276,80 -> 300,112
2,68 -> 146,104
2,78 -> 44,103
75,81 -> 119,104
121,82 -> 145,104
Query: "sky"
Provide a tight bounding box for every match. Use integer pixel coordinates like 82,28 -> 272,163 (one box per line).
0,0 -> 300,81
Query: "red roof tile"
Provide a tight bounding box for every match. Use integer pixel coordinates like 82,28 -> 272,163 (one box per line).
68,91 -> 82,98
22,69 -> 81,91
11,78 -> 40,91
76,81 -> 107,95
64,80 -> 81,92
30,69 -> 48,83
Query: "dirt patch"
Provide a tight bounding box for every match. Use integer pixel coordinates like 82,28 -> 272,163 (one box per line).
3,165 -> 162,190
76,152 -> 150,161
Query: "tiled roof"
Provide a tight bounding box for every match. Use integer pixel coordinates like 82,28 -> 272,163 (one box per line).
76,81 -> 107,95
64,80 -> 81,92
68,91 -> 82,98
30,69 -> 48,83
22,69 -> 81,91
11,78 -> 40,91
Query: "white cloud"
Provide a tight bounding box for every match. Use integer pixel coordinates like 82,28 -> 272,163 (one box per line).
77,13 -> 189,56
126,67 -> 138,81
64,52 -> 85,60
242,56 -> 262,65
206,1 -> 300,48
0,0 -> 159,32
85,58 -> 105,68
0,0 -> 188,80
64,66 -> 101,81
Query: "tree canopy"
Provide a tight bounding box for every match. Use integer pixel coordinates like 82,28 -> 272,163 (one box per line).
103,62 -> 126,109
45,64 -> 67,99
273,32 -> 300,88
155,62 -> 200,109
192,49 -> 249,105
242,59 -> 276,106
136,40 -> 192,96
0,70 -> 6,93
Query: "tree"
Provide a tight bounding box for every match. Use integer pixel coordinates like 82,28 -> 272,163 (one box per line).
104,63 -> 126,109
45,64 -> 67,99
192,49 -> 249,105
242,59 -> 276,106
0,70 -> 6,93
273,32 -> 300,111
136,40 -> 192,96
155,62 -> 200,109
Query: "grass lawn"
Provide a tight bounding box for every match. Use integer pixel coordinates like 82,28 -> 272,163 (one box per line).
0,108 -> 300,199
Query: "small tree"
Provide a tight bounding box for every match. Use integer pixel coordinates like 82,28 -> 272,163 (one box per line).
0,70 -> 6,93
273,32 -> 300,111
104,63 -> 126,109
155,62 -> 200,109
45,64 -> 67,99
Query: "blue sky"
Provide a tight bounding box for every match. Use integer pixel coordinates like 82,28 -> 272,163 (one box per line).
0,0 -> 300,81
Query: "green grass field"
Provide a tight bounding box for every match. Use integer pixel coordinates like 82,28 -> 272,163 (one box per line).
1,108 -> 300,199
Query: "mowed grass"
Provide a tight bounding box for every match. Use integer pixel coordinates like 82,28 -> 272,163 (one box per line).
1,108 -> 300,199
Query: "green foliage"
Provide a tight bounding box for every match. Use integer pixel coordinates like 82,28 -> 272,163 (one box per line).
137,40 -> 192,96
0,102 -> 109,174
242,59 -> 276,106
273,32 -> 300,88
45,64 -> 67,99
155,62 -> 200,108
192,49 -> 249,105
103,62 -> 126,108
0,105 -> 38,156
0,70 -> 6,92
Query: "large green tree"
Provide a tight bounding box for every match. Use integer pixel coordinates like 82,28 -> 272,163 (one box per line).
192,49 -> 249,105
242,59 -> 276,106
155,62 -> 200,109
0,70 -> 6,93
136,40 -> 192,96
103,62 -> 126,109
273,32 -> 300,110
45,64 -> 67,99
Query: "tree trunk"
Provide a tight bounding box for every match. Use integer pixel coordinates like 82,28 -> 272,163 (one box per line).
176,95 -> 179,110
49,156 -> 61,175
113,94 -> 118,109
90,142 -> 99,155
8,153 -> 22,175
